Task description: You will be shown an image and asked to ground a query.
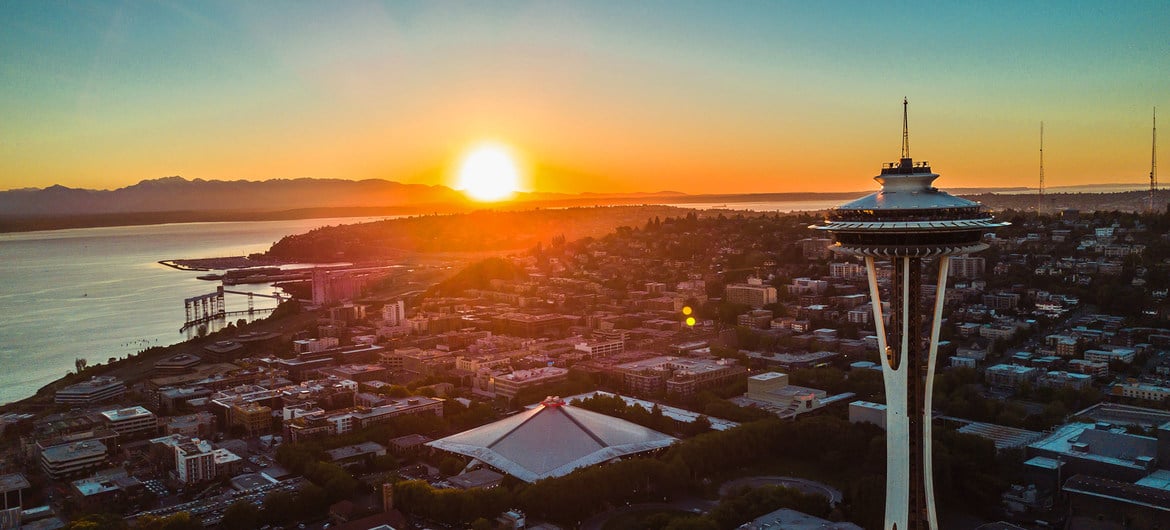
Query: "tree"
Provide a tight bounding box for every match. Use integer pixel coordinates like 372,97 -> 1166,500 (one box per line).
440,456 -> 465,476
261,491 -> 297,524
221,501 -> 261,530
62,514 -> 129,530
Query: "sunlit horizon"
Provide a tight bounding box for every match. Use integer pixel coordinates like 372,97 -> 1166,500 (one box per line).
1,2 -> 1166,195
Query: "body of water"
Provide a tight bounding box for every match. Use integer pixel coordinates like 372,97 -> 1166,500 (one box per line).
0,217 -> 387,406
0,198 -> 870,406
664,199 -> 847,212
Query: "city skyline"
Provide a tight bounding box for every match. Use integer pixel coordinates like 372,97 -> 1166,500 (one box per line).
2,2 -> 1168,195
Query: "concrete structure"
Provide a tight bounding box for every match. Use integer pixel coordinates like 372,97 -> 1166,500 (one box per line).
54,376 -> 125,405
813,101 -> 1006,530
449,468 -> 504,489
1111,381 -> 1170,402
573,338 -> 624,358
0,474 -> 29,510
491,367 -> 569,400
985,364 -> 1039,388
724,278 -> 777,308
1027,423 -> 1158,483
615,356 -> 746,396
326,442 -> 387,469
850,401 -> 888,430
98,406 -> 157,439
174,438 -> 216,484
744,372 -> 828,418
1083,348 -> 1137,364
40,441 -> 108,479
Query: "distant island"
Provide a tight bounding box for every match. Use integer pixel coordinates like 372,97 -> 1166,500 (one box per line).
0,175 -> 1162,233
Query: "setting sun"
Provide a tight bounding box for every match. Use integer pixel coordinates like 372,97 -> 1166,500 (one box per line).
455,143 -> 523,201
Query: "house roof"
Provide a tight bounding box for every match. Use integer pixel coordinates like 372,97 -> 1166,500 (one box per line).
427,397 -> 676,482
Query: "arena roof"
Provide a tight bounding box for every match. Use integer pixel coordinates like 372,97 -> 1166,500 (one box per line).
427,397 -> 676,483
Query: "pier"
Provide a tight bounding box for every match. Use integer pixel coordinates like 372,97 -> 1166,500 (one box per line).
180,286 -> 289,333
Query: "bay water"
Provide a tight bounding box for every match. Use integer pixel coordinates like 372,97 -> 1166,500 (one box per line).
0,200 -> 837,405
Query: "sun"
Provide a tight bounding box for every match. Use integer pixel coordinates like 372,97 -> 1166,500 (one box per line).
455,143 -> 523,201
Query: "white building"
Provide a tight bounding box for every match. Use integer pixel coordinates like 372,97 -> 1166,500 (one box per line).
99,406 -> 157,438
55,376 -> 125,405
40,441 -> 108,479
382,300 -> 406,326
175,438 -> 216,484
293,337 -> 340,354
1083,348 -> 1136,364
574,339 -> 624,358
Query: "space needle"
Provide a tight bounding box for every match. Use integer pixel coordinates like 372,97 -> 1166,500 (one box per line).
812,99 -> 1006,530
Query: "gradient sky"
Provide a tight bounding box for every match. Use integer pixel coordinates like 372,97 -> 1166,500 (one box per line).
2,1 -> 1167,194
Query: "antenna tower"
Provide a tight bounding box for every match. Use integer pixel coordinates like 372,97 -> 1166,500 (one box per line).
1038,122 -> 1045,213
901,97 -> 910,159
1152,108 -> 1158,213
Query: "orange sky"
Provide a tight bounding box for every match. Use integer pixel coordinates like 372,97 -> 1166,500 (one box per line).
1,2 -> 1166,195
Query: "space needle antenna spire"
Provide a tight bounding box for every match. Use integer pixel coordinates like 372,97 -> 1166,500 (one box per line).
902,97 -> 911,160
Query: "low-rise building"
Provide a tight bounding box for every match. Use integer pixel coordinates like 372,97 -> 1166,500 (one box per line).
985,364 -> 1039,388
1110,382 -> 1170,402
615,357 -> 746,396
98,406 -> 158,439
55,376 -> 126,405
743,372 -> 827,418
573,339 -> 624,358
1084,348 -> 1137,364
491,367 -> 569,400
325,442 -> 387,469
41,441 -> 108,479
1036,371 -> 1092,390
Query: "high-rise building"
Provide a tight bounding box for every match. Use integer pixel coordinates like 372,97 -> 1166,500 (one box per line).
813,100 -> 1006,530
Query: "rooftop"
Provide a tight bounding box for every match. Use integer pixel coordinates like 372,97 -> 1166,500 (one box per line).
0,473 -> 30,494
99,406 -> 153,422
1029,423 -> 1157,470
41,441 -> 107,463
1064,474 -> 1170,513
955,421 -> 1044,450
738,507 -> 863,529
325,442 -> 386,461
428,398 -> 677,482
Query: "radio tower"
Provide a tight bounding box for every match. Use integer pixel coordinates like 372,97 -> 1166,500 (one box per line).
1038,122 -> 1045,213
1151,108 -> 1158,213
813,100 -> 1007,530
